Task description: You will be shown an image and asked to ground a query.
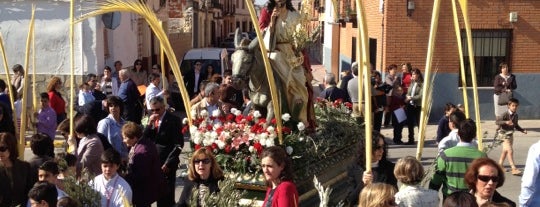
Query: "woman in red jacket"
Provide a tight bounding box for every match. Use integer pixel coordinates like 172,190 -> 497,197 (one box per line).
46,77 -> 66,124
261,146 -> 298,207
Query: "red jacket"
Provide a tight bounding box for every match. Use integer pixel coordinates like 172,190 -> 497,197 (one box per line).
48,90 -> 65,115
262,181 -> 299,207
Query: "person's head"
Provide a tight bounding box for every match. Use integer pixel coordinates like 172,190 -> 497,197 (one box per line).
149,73 -> 161,86
242,88 -> 250,102
0,79 -> 6,92
56,197 -> 80,207
56,152 -> 77,178
206,65 -> 214,75
448,110 -> 466,130
479,201 -> 511,207
323,73 -> 337,86
401,63 -> 412,74
79,82 -> 90,92
57,119 -> 70,139
74,115 -> 97,137
411,68 -> 423,82
458,119 -> 476,143
28,181 -> 58,207
387,64 -> 397,76
261,146 -> 293,186
499,62 -> 509,75
47,77 -> 62,92
105,96 -> 123,117
372,71 -> 382,84
198,80 -> 210,96
12,64 -> 24,76
103,66 -> 113,78
188,148 -> 224,181
267,0 -> 295,12
40,93 -> 50,109
194,61 -> 202,72
149,96 -> 166,117
394,86 -> 404,96
100,149 -> 121,180
456,103 -> 465,112
118,69 -> 129,82
30,133 -> 53,157
464,157 -> 505,200
442,191 -> 478,207
351,62 -> 358,76
114,61 -> 123,71
507,98 -> 519,113
358,183 -> 397,207
133,59 -> 143,71
372,132 -> 388,163
223,71 -> 232,85
393,156 -> 424,185
86,73 -> 98,88
152,64 -> 161,74
38,161 -> 60,184
0,132 -> 18,163
444,103 -> 457,117
122,122 -> 143,147
204,82 -> 221,104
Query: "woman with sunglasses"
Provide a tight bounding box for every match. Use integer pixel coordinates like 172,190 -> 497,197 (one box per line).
131,59 -> 148,86
177,148 -> 224,207
0,132 -> 34,206
346,132 -> 397,206
464,157 -> 515,207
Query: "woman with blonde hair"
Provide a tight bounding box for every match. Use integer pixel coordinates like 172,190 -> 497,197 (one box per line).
358,183 -> 397,207
177,147 -> 224,207
46,77 -> 66,124
393,156 -> 438,207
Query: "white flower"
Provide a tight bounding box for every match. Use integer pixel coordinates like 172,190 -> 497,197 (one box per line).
203,136 -> 214,146
266,126 -> 275,133
249,146 -> 255,153
191,110 -> 197,118
265,139 -> 275,147
286,146 -> 293,155
298,136 -> 305,142
297,122 -> 306,131
268,133 -> 277,139
253,110 -> 261,118
221,131 -> 231,140
189,125 -> 198,134
212,109 -> 221,117
192,134 -> 202,145
182,118 -> 188,125
200,110 -> 208,117
281,113 -> 291,122
210,131 -> 218,139
233,109 -> 242,116
258,132 -> 268,141
216,140 -> 226,149
260,138 -> 267,146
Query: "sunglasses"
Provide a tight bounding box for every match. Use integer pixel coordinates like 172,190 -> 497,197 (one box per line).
150,108 -> 162,112
0,146 -> 8,152
193,158 -> 211,165
477,175 -> 499,183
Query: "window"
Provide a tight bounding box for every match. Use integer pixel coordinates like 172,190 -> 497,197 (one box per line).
460,29 -> 511,87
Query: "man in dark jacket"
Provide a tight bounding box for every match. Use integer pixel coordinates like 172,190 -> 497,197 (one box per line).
118,69 -> 143,124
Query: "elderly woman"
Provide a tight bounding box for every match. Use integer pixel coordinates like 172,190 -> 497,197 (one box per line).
100,66 -> 119,96
0,132 -> 34,206
261,146 -> 298,207
394,156 -> 439,206
358,183 -> 397,207
177,148 -> 224,207
97,96 -> 128,160
47,77 -> 66,124
464,157 -> 515,207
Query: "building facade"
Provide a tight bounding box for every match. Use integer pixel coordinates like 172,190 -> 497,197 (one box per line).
324,0 -> 540,120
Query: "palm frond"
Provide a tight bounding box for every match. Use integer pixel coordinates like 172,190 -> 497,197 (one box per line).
75,0 -> 193,124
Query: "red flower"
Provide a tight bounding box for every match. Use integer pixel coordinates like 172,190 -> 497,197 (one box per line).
345,102 -> 353,109
235,114 -> 244,123
218,116 -> 226,123
246,115 -> 253,122
225,145 -> 231,154
181,125 -> 189,134
206,146 -> 213,152
216,126 -> 224,134
194,144 -> 201,150
211,143 -> 218,150
253,142 -> 263,155
282,126 -> 292,134
206,124 -> 213,131
226,114 -> 235,122
271,118 -> 276,125
258,118 -> 267,124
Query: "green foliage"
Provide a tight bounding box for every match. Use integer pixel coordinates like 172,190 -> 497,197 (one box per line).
61,170 -> 101,207
188,177 -> 252,207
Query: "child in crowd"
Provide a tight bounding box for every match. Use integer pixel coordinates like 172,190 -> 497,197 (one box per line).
90,149 -> 132,207
388,86 -> 406,144
34,93 -> 57,140
436,103 -> 457,143
78,82 -> 95,106
37,161 -> 68,199
496,98 -> 527,175
394,156 -> 439,207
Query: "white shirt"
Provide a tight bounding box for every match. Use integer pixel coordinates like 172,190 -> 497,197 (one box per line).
438,129 -> 478,153
90,174 -> 133,207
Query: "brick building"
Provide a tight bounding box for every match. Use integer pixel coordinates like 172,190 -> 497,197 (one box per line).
323,0 -> 540,120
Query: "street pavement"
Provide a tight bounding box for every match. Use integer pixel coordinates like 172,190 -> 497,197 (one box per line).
380,119 -> 540,204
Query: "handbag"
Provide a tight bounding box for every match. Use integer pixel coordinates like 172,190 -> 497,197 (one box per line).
498,91 -> 513,105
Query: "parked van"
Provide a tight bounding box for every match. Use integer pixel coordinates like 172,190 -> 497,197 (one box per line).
180,48 -> 230,78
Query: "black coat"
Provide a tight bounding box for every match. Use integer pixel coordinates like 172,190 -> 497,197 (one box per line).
345,159 -> 397,206
176,177 -> 223,207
